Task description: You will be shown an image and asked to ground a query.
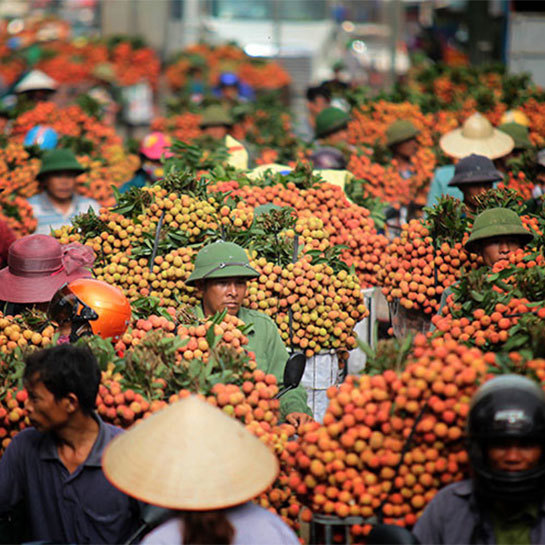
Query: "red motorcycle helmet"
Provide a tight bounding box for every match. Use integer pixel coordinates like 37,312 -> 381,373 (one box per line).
48,278 -> 131,341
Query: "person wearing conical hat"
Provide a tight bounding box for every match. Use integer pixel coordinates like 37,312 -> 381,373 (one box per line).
186,241 -> 312,426
27,148 -> 101,234
427,113 -> 514,207
103,396 -> 300,544
0,344 -> 141,543
13,69 -> 57,103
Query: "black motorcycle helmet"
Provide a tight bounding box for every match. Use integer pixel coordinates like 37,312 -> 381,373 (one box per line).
468,374 -> 545,502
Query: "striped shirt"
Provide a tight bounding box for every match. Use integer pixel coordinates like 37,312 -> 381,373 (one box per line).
27,192 -> 101,235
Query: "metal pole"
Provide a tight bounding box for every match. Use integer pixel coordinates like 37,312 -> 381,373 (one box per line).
389,0 -> 398,90
272,0 -> 281,57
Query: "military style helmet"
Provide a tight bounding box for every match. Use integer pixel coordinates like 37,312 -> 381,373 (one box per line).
386,119 -> 420,147
315,107 -> 350,139
186,241 -> 259,286
465,207 -> 534,253
468,375 -> 545,501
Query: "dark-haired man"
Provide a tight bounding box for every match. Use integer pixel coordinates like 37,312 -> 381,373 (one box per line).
0,344 -> 141,544
297,85 -> 332,142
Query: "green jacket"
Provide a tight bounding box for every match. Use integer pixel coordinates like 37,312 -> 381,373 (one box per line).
192,305 -> 312,419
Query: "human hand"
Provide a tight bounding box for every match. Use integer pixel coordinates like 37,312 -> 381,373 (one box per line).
285,412 -> 313,428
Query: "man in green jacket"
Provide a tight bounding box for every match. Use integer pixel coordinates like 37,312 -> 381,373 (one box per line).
186,241 -> 313,426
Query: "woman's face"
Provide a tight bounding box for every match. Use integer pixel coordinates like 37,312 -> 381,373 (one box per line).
479,236 -> 524,267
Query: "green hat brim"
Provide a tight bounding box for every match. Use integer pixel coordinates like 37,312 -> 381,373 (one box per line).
465,224 -> 534,253
316,118 -> 349,139
38,163 -> 86,179
387,128 -> 420,147
186,263 -> 259,286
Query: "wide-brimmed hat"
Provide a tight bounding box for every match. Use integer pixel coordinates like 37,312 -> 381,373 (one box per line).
448,154 -> 504,187
38,148 -> 85,179
14,69 -> 57,93
315,107 -> 350,139
199,105 -> 233,128
0,235 -> 95,304
102,396 -> 279,510
465,207 -> 534,253
498,122 -> 532,150
440,113 -> 514,159
186,241 -> 258,286
386,119 -> 420,147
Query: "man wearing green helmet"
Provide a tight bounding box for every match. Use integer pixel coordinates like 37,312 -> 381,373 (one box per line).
186,241 -> 313,426
437,207 -> 533,315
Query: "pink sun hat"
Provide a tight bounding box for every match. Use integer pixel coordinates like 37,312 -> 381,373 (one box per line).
139,132 -> 174,161
0,235 -> 95,304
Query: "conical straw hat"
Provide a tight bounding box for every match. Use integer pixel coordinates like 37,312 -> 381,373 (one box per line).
440,112 -> 514,159
102,396 -> 279,510
14,70 -> 58,93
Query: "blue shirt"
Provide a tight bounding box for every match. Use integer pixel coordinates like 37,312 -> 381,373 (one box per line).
141,501 -> 300,544
413,479 -> 545,544
0,415 -> 141,543
426,165 -> 463,207
27,192 -> 101,234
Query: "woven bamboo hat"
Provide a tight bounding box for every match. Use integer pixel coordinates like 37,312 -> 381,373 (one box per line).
440,113 -> 514,159
102,396 -> 279,510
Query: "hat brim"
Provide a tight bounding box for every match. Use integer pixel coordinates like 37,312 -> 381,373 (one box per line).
0,267 -> 91,304
186,264 -> 259,286
448,170 -> 503,187
102,396 -> 279,510
440,129 -> 514,159
316,120 -> 349,139
38,166 -> 86,179
387,131 -> 420,147
465,226 -> 534,253
199,120 -> 233,129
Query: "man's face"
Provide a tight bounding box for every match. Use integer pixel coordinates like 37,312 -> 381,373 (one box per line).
308,96 -> 329,119
221,85 -> 238,101
488,439 -> 542,472
325,127 -> 349,146
24,376 -> 71,432
200,277 -> 248,316
461,182 -> 494,209
203,125 -> 229,140
44,170 -> 78,202
480,236 -> 523,267
392,138 -> 419,160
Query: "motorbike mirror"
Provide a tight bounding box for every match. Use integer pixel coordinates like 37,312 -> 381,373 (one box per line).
366,524 -> 420,545
284,352 -> 306,388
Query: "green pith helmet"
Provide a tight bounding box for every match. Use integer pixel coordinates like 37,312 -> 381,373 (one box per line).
498,122 -> 532,150
186,241 -> 259,286
465,207 -> 534,253
199,105 -> 234,128
315,107 -> 350,139
386,119 -> 420,147
38,148 -> 85,179
253,203 -> 283,217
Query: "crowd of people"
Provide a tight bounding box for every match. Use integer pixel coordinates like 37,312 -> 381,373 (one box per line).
0,51 -> 544,545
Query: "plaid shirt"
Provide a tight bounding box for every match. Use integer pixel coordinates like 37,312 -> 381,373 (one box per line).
27,192 -> 101,235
